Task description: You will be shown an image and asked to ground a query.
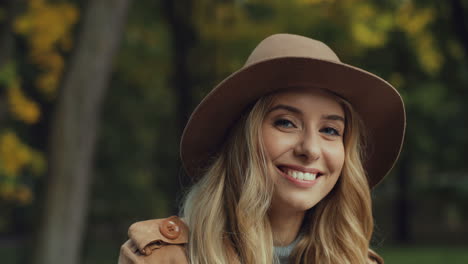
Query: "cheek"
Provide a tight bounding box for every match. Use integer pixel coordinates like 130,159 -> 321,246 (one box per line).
262,127 -> 294,160
325,143 -> 345,173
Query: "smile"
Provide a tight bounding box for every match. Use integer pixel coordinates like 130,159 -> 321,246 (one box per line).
276,165 -> 324,187
286,169 -> 317,181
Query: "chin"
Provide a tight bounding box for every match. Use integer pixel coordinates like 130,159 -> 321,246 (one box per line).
291,199 -> 321,211
272,191 -> 323,212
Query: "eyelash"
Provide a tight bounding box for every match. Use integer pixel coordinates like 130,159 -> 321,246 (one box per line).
273,119 -> 296,128
320,127 -> 341,136
274,118 -> 342,136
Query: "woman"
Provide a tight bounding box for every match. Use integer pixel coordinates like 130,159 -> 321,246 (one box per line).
119,34 -> 406,264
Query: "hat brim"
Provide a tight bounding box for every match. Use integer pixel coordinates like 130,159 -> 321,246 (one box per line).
180,57 -> 406,187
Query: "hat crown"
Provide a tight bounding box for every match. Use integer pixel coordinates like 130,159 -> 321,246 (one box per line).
245,34 -> 341,67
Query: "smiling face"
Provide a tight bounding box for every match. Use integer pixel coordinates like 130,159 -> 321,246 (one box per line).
262,87 -> 345,213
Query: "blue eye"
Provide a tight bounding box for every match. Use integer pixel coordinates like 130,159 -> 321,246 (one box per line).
320,127 -> 341,136
274,119 -> 296,128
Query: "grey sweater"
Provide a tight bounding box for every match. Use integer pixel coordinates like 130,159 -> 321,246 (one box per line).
273,235 -> 301,264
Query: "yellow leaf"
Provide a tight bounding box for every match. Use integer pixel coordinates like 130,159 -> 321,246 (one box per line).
13,0 -> 79,98
0,131 -> 44,180
0,183 -> 16,201
396,2 -> 434,35
415,33 -> 443,74
295,0 -> 335,4
389,72 -> 405,89
36,72 -> 59,97
351,22 -> 386,47
0,132 -> 31,175
349,3 -> 393,48
7,80 -> 41,124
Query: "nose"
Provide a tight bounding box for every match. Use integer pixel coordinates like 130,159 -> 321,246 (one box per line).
293,130 -> 320,162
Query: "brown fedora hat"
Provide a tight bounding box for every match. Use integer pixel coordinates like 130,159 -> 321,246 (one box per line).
180,33 -> 406,187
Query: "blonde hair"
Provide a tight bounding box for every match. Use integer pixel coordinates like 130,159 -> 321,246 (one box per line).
181,90 -> 382,264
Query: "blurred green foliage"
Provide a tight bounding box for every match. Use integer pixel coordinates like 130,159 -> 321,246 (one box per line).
0,0 -> 77,235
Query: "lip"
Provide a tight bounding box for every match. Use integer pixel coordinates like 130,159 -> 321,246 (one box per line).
278,164 -> 323,174
275,165 -> 322,188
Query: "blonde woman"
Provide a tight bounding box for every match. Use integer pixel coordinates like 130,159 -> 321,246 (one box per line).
119,34 -> 406,264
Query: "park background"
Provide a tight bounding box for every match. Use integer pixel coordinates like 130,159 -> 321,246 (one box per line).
0,0 -> 467,263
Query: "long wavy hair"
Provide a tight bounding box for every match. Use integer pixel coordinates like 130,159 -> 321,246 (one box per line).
181,89 -> 382,264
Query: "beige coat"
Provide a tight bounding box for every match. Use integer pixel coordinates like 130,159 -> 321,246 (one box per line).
119,216 -> 189,264
119,216 -> 384,264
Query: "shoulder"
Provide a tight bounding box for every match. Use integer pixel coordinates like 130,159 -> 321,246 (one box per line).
118,216 -> 189,264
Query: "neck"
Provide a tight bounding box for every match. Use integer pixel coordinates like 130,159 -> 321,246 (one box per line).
268,207 -> 305,246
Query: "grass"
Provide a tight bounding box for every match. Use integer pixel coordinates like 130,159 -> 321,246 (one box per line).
380,246 -> 468,264
0,243 -> 22,263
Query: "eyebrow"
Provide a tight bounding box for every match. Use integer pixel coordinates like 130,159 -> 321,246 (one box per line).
267,104 -> 302,115
267,104 -> 345,123
323,114 -> 345,123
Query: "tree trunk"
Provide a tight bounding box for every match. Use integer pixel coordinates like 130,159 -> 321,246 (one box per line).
395,154 -> 411,243
391,33 -> 413,244
162,0 -> 196,136
0,0 -> 16,67
33,1 -> 131,264
161,0 -> 197,211
449,0 -> 468,58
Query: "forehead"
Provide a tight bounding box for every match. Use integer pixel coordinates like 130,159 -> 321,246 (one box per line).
270,87 -> 344,115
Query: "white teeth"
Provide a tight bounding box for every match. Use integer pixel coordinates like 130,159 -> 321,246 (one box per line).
297,172 -> 304,180
287,169 -> 317,181
291,171 -> 298,179
304,173 -> 312,180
